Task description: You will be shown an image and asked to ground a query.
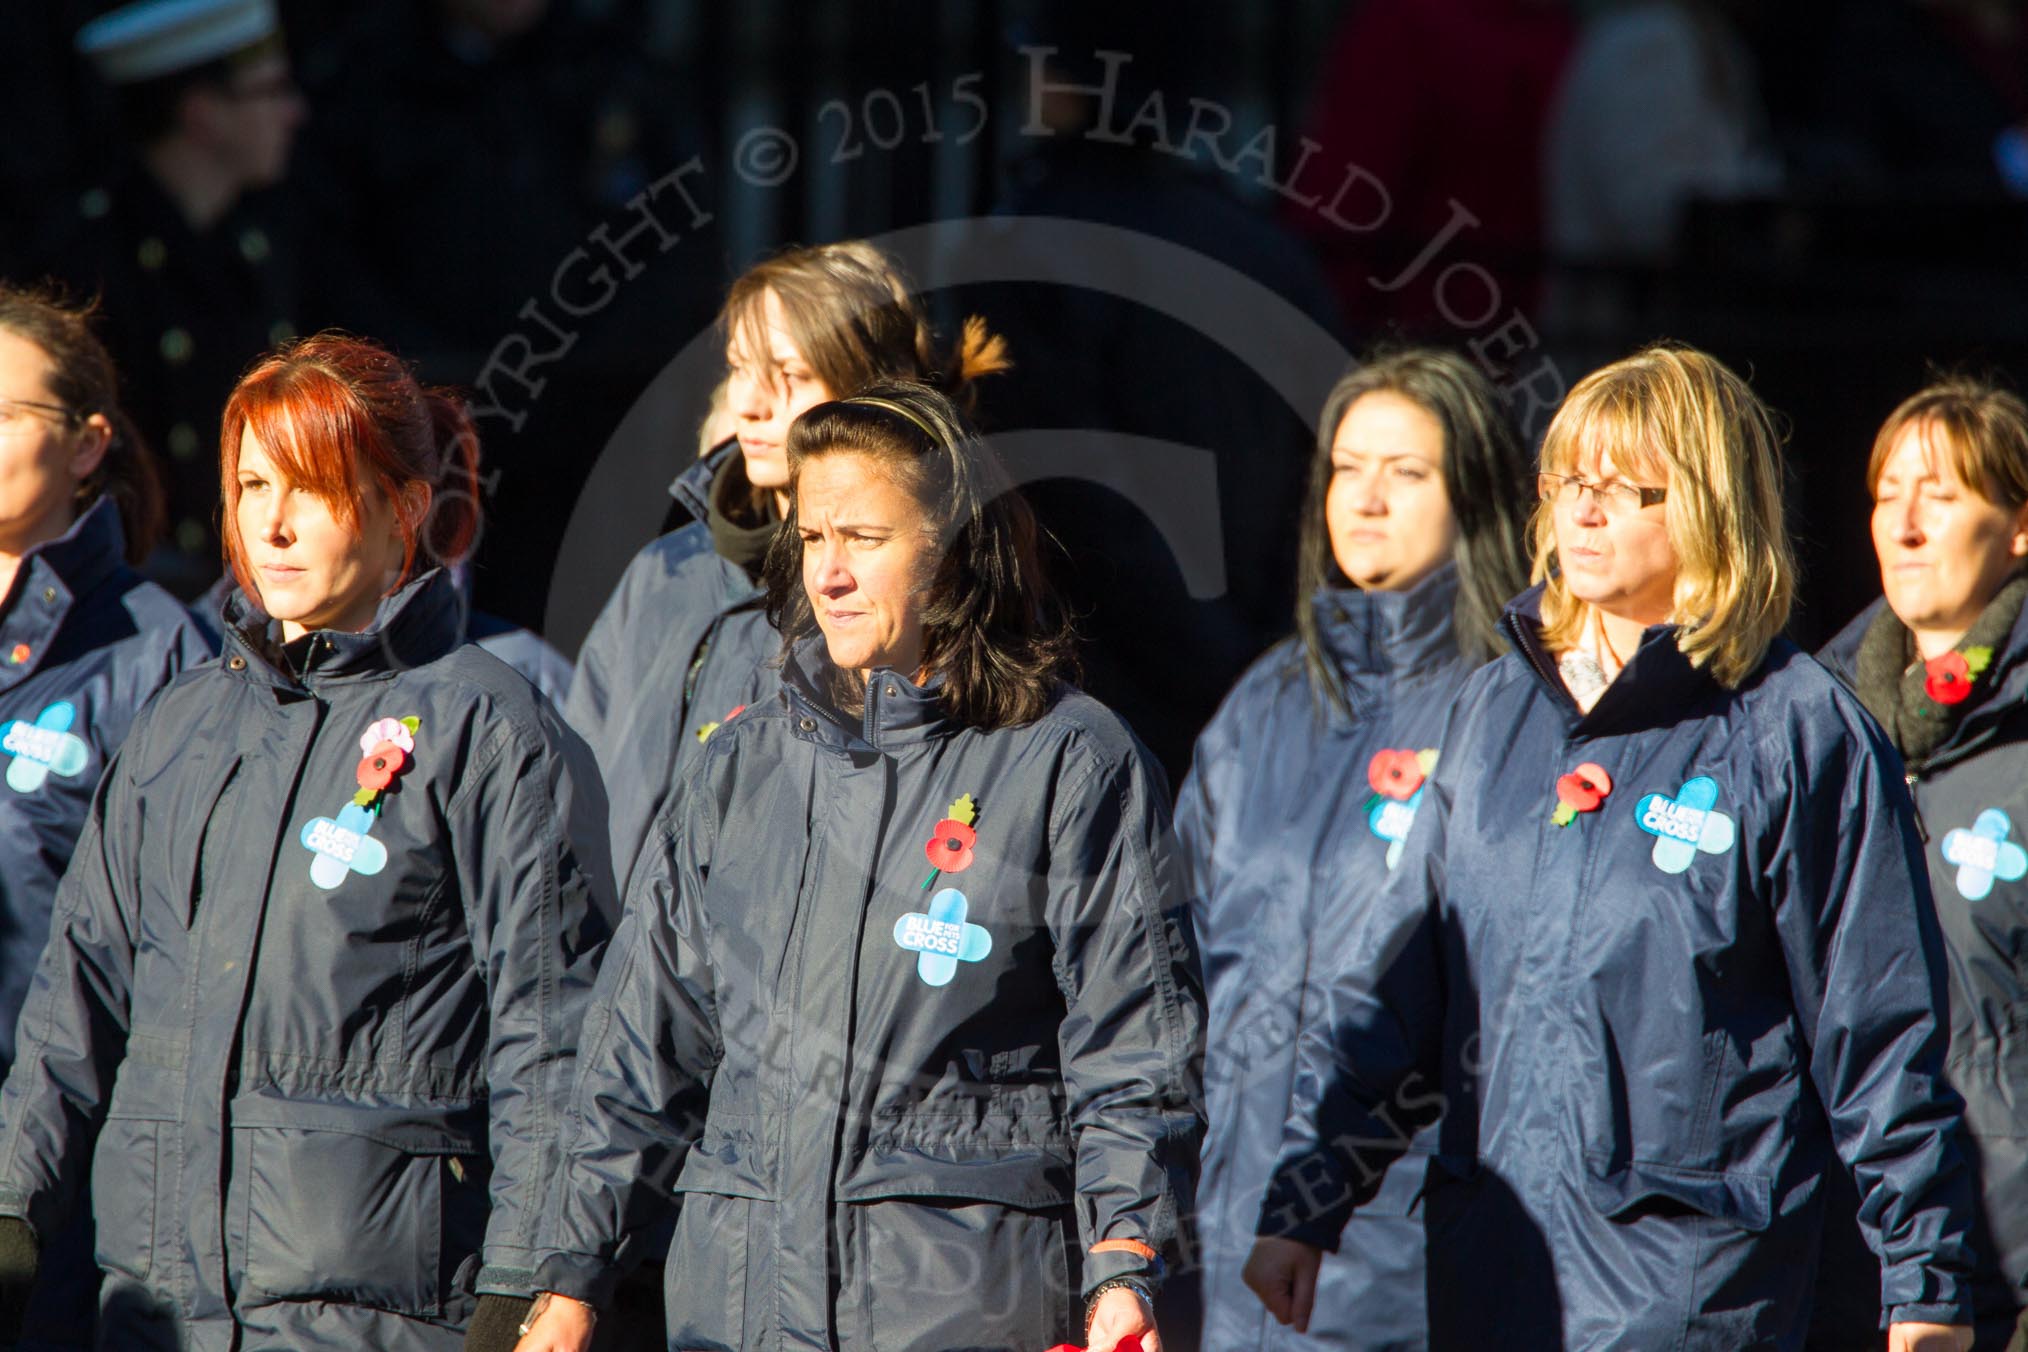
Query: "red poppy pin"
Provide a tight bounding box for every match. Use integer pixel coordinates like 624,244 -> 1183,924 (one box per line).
1924,647 -> 1993,707
351,715 -> 420,811
6,644 -> 27,666
1367,748 -> 1426,802
921,793 -> 979,890
1551,762 -> 1613,827
696,703 -> 748,744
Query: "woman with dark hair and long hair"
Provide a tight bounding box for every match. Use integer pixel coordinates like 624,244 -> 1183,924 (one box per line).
1176,348 -> 1532,1351
566,239 -> 1008,887
517,381 -> 1203,1352
0,333 -> 615,1351
0,284 -> 208,1348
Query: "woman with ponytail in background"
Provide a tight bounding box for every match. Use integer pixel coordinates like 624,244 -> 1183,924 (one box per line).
0,333 -> 616,1352
566,238 -> 1011,887
0,285 -> 209,1349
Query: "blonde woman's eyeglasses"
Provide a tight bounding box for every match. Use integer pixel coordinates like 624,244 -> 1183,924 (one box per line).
1537,472 -> 1666,513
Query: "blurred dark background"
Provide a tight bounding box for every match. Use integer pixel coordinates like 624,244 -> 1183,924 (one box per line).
7,0 -> 2028,770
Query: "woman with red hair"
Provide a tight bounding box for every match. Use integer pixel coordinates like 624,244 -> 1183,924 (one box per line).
0,333 -> 616,1351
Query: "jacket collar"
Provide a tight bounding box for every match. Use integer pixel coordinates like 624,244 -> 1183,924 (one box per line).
670,439 -> 739,522
0,498 -> 127,693
1310,561 -> 1463,685
221,567 -> 464,691
1502,583 -> 1722,733
780,635 -> 958,751
1820,581 -> 2028,770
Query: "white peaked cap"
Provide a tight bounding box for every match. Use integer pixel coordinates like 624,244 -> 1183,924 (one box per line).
76,0 -> 281,85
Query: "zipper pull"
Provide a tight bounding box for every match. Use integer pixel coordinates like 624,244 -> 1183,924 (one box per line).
1904,772 -> 1929,844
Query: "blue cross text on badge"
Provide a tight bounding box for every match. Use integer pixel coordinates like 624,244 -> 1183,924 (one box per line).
1635,775 -> 1737,874
1941,809 -> 2028,902
1,701 -> 90,794
893,886 -> 993,987
1367,787 -> 1424,870
300,801 -> 389,890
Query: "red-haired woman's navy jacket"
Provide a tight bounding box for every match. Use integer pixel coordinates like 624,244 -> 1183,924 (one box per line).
1263,585 -> 1978,1349
1177,565 -> 1481,1351
0,569 -> 614,1352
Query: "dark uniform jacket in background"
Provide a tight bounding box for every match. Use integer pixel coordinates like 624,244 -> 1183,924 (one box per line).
1819,594 -> 2028,1346
0,569 -> 614,1351
535,639 -> 1205,1351
1263,586 -> 1979,1350
1176,567 -> 1484,1352
33,163 -> 298,596
564,443 -> 776,886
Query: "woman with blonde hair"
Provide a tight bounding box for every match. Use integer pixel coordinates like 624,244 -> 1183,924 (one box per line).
1244,345 -> 1978,1351
565,239 -> 1008,885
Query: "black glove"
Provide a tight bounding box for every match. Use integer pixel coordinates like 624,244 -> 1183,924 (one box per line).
463,1293 -> 532,1352
0,1216 -> 38,1346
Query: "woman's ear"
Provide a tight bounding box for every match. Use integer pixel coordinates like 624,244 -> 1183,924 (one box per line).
2012,499 -> 2028,560
67,414 -> 112,482
397,482 -> 431,537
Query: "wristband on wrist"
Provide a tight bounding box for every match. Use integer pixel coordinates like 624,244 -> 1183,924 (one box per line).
519,1290 -> 598,1337
1083,1275 -> 1155,1338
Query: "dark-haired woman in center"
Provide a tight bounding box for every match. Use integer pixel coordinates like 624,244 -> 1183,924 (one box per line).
518,382 -> 1204,1352
1177,349 -> 1532,1351
0,333 -> 615,1351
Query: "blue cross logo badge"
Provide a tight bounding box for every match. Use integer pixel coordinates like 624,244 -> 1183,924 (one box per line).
893,886 -> 993,987
1,701 -> 90,793
1635,775 -> 1737,874
1367,787 -> 1424,870
1940,809 -> 2028,902
300,802 -> 389,890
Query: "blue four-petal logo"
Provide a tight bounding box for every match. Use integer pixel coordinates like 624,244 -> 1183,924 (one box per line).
1941,809 -> 2028,902
1635,775 -> 1737,874
1367,788 -> 1424,870
1,701 -> 90,793
300,802 -> 390,890
893,886 -> 993,987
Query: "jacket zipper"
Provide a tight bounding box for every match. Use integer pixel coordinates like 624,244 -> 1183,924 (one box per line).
1904,771 -> 1929,843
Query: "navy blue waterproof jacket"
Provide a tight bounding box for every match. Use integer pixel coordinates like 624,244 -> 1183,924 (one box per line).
1261,585 -> 1979,1350
1177,567 -> 1482,1352
0,500 -> 208,1072
533,639 -> 1205,1351
0,569 -> 615,1351
1820,595 -> 2028,1342
564,444 -> 776,887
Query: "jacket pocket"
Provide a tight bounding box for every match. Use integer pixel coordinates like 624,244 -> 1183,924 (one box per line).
673,1117 -> 775,1201
232,1089 -> 487,1317
1581,1151 -> 1773,1232
90,1114 -> 168,1280
177,754 -> 243,928
835,1141 -> 1075,1209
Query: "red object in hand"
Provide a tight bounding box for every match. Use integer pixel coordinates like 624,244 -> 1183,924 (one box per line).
1044,1341 -> 1142,1352
1925,651 -> 1973,705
